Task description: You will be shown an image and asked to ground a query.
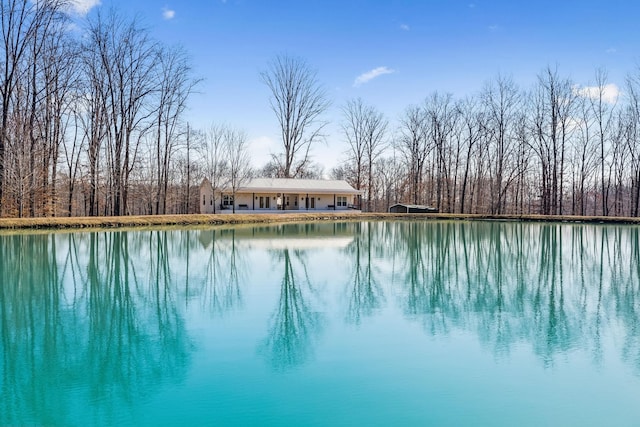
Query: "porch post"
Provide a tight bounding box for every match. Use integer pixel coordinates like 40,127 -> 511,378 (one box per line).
252,193 -> 255,210
333,194 -> 336,210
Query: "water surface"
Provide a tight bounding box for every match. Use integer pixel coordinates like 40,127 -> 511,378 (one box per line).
1,221 -> 639,426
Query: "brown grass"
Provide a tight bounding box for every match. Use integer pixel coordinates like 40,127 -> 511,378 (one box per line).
0,212 -> 638,232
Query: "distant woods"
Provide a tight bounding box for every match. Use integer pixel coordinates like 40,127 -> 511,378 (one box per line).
338,69 -> 640,216
1,2 -> 639,217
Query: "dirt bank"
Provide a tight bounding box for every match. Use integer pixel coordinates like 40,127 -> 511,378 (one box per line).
0,212 -> 638,231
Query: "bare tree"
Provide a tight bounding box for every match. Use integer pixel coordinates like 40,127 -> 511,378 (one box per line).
610,109 -> 629,215
62,100 -> 86,216
79,31 -> 108,216
626,69 -> 640,216
85,10 -> 159,216
570,95 -> 598,215
530,67 -> 576,215
201,124 -> 229,213
397,104 -> 429,204
182,123 -> 197,213
0,0 -> 70,215
456,97 -> 486,213
341,98 -> 388,211
152,45 -> 198,215
364,104 -> 387,211
341,98 -> 367,191
375,151 -> 403,211
41,30 -> 80,217
424,92 -> 458,212
481,75 -> 521,214
261,54 -> 329,178
589,68 -> 617,216
225,127 -> 252,213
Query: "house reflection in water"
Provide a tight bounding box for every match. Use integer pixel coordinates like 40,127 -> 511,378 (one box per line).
199,222 -> 356,370
198,222 -> 355,251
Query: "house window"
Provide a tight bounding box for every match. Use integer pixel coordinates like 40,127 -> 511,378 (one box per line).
203,195 -> 206,205
222,194 -> 234,206
337,196 -> 347,207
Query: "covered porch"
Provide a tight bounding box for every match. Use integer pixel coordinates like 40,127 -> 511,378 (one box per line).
200,178 -> 363,214
221,191 -> 362,212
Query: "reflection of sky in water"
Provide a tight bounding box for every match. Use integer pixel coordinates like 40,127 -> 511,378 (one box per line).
1,221 -> 640,425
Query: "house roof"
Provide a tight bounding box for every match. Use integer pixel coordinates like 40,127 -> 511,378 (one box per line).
200,177 -> 211,189
236,178 -> 363,195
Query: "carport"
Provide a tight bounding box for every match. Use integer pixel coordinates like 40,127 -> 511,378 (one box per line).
388,203 -> 439,213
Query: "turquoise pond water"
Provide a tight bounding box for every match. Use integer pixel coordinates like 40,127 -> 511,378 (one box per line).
1,220 -> 640,426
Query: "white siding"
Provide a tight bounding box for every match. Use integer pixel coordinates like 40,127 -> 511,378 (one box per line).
200,177 -> 361,213
200,184 -> 214,214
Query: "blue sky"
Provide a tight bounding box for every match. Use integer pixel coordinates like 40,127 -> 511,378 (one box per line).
74,0 -> 640,171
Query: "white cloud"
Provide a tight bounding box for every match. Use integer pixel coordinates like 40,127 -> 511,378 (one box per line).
488,24 -> 499,32
575,83 -> 620,104
162,7 -> 175,20
400,23 -> 410,31
353,66 -> 395,87
606,47 -> 617,54
67,0 -> 100,16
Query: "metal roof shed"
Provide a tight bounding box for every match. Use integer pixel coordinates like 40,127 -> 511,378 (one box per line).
389,203 -> 439,213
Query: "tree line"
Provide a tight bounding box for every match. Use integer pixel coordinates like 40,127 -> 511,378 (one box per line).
0,1 -> 200,217
267,55 -> 640,217
336,69 -> 640,216
1,1 -> 639,217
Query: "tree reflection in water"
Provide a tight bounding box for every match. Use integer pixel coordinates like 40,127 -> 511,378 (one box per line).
1,221 -> 640,423
199,229 -> 244,315
608,226 -> 640,372
385,221 -> 640,371
256,222 -> 368,370
0,231 -> 192,426
343,222 -> 384,325
250,220 -> 640,374
260,240 -> 323,370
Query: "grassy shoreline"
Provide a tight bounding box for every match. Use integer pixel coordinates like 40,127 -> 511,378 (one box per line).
0,212 -> 638,231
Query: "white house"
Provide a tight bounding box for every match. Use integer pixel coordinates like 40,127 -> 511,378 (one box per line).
199,178 -> 363,213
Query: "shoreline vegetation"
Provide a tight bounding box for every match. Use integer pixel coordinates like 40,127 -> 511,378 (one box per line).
0,212 -> 639,231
